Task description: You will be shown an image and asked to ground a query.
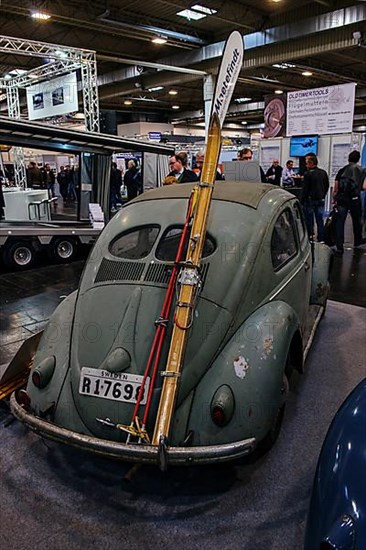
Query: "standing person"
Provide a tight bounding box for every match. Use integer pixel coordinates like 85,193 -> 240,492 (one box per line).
67,166 -> 78,202
281,160 -> 297,187
301,155 -> 329,242
167,152 -> 198,183
265,159 -> 282,185
333,150 -> 366,254
123,160 -> 140,203
27,161 -> 43,189
237,148 -> 267,183
42,163 -> 56,197
194,150 -> 224,180
57,166 -> 69,202
0,177 -> 5,220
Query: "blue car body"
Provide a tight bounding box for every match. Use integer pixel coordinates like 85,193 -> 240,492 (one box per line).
304,378 -> 366,549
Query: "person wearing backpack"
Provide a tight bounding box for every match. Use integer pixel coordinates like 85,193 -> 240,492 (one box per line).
301,154 -> 329,242
333,150 -> 366,254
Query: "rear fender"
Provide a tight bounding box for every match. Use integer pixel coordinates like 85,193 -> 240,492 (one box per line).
311,243 -> 332,306
179,301 -> 300,446
0,331 -> 42,387
26,291 -> 78,415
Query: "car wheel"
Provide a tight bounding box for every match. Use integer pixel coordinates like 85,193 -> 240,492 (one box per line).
49,237 -> 78,263
3,240 -> 36,270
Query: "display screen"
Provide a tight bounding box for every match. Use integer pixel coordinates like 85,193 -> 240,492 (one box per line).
289,135 -> 318,157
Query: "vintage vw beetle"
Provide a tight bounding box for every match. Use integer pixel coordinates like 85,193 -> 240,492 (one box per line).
6,181 -> 331,467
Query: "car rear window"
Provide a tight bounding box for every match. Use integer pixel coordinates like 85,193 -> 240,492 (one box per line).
109,225 -> 160,259
271,209 -> 298,270
155,225 -> 216,261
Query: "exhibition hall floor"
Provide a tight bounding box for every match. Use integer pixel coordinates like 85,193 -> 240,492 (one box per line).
0,238 -> 365,550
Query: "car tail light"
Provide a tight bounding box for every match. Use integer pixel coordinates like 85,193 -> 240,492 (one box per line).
32,370 -> 42,387
31,356 -> 56,389
210,385 -> 235,427
212,405 -> 226,426
17,389 -> 31,409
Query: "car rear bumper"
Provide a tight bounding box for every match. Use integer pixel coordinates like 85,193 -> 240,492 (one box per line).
10,393 -> 256,468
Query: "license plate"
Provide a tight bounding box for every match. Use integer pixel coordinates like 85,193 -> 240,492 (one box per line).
79,368 -> 150,404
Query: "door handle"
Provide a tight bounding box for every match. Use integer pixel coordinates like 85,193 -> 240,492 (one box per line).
304,261 -> 310,271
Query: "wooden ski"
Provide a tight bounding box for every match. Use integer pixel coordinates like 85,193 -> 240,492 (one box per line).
152,31 -> 244,453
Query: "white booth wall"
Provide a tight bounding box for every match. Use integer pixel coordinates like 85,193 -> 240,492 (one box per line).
259,133 -> 363,211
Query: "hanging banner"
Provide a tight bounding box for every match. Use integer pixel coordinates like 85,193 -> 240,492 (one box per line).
26,72 -> 78,120
286,82 -> 356,136
212,30 -> 244,126
263,94 -> 287,138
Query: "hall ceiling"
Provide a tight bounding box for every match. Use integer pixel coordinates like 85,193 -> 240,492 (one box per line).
0,0 -> 366,131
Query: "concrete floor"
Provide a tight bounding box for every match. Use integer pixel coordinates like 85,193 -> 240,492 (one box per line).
0,219 -> 365,550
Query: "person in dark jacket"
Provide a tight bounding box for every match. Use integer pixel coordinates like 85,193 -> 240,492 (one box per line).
41,163 -> 56,197
265,159 -> 282,185
301,154 -> 329,241
0,176 -> 5,219
27,161 -> 43,189
109,162 -> 122,210
123,160 -> 140,203
57,166 -> 69,202
167,152 -> 198,183
238,148 -> 267,183
333,150 -> 365,253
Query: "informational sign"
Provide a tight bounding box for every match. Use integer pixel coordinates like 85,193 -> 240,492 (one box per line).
260,145 -> 281,172
148,132 -> 162,141
286,83 -> 356,136
26,72 -> 78,120
330,142 -> 350,179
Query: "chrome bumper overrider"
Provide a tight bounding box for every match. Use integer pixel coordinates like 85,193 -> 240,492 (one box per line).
10,393 -> 256,466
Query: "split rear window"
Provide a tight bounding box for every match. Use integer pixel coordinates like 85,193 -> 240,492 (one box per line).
109,224 -> 216,261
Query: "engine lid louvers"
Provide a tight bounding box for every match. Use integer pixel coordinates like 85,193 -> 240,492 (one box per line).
95,258 -> 210,287
95,258 -> 145,283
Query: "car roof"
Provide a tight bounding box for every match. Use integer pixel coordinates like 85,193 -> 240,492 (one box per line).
133,181 -> 281,210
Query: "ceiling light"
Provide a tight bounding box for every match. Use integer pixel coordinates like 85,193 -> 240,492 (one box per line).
124,100 -> 132,105
172,105 -> 180,109
271,0 -> 283,3
169,89 -> 178,95
147,86 -> 164,92
302,70 -> 313,76
272,62 -> 296,69
241,121 -> 248,125
191,4 -> 217,15
152,36 -> 167,44
177,5 -> 217,21
177,9 -> 206,20
274,89 -> 284,94
31,11 -> 51,20
8,69 -> 27,76
235,97 -> 252,103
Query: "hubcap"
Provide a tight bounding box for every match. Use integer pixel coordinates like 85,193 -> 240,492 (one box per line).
14,247 -> 32,266
57,241 -> 73,259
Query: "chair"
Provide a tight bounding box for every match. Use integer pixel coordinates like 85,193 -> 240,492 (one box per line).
28,198 -> 56,221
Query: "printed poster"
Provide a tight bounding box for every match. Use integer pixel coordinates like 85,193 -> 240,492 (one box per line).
26,72 -> 78,120
286,83 -> 356,136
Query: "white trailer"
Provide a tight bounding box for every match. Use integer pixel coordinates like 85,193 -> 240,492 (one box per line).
0,117 -> 173,270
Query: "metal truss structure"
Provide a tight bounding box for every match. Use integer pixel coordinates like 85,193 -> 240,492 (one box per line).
0,35 -> 100,186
